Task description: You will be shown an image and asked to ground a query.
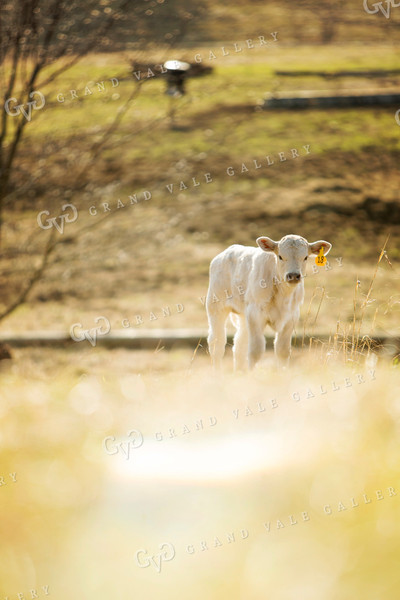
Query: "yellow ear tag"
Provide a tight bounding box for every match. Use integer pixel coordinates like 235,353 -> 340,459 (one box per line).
315,247 -> 326,266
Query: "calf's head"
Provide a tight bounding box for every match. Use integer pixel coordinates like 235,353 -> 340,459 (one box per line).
256,234 -> 332,285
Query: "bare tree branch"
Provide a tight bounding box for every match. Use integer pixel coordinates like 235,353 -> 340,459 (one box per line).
0,227 -> 57,321
0,0 -> 203,322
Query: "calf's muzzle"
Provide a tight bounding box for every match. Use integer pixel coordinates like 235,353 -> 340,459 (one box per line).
286,272 -> 301,283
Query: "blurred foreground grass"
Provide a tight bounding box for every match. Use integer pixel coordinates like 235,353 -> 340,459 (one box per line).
0,347 -> 399,599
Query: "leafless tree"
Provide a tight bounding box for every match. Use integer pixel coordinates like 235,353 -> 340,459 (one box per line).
0,0 -> 204,323
0,0 -> 141,323
0,0 -> 134,241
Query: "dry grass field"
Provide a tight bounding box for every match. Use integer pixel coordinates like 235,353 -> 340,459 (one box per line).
2,44 -> 400,338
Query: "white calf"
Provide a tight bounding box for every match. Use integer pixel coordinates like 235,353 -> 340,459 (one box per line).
206,234 -> 332,369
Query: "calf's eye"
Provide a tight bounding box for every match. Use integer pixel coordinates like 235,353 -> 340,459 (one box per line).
304,256 -> 308,261
278,255 -> 283,261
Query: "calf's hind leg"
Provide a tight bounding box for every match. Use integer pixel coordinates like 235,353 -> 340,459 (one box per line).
231,314 -> 249,371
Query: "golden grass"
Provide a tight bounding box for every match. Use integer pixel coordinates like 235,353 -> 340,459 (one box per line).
0,342 -> 399,599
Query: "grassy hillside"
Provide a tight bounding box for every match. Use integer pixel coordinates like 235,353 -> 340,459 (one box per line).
1,43 -> 400,340
90,0 -> 400,47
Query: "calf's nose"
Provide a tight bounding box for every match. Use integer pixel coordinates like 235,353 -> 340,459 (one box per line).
286,272 -> 301,283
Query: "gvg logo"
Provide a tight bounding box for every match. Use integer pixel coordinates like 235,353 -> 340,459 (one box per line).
395,108 -> 400,126
70,316 -> 111,347
363,0 -> 400,18
37,203 -> 78,233
4,90 -> 45,121
103,429 -> 144,460
135,543 -> 175,573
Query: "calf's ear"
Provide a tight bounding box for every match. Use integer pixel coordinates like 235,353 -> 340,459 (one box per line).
257,237 -> 278,253
308,240 -> 332,256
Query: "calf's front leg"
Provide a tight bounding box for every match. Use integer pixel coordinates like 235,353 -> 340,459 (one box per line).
274,320 -> 295,368
246,305 -> 266,370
